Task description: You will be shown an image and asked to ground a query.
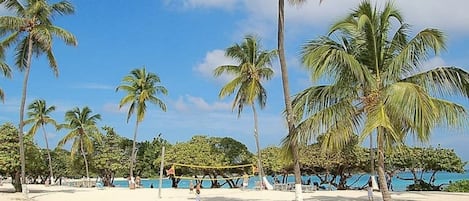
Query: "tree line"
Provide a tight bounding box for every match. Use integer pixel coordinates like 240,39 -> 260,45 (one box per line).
1,122 -> 465,192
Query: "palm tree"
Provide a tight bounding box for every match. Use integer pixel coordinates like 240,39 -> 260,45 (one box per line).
0,56 -> 11,102
277,0 -> 307,200
291,1 -> 469,200
24,99 -> 57,184
0,0 -> 77,191
213,35 -> 276,188
116,67 -> 167,186
58,107 -> 101,187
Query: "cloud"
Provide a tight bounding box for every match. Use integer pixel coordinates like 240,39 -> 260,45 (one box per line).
419,57 -> 446,72
174,95 -> 231,113
103,102 -> 128,114
239,0 -> 469,40
194,49 -> 236,83
164,0 -> 239,10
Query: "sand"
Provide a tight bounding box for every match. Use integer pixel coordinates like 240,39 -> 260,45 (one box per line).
1,184 -> 469,201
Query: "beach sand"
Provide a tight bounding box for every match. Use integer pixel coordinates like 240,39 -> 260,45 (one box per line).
1,184 -> 469,201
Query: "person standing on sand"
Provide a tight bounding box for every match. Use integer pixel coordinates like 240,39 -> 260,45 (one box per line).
195,183 -> 201,201
189,180 -> 194,193
367,177 -> 374,201
242,173 -> 249,190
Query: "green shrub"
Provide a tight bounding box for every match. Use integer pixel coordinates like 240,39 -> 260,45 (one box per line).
445,180 -> 469,192
407,180 -> 435,191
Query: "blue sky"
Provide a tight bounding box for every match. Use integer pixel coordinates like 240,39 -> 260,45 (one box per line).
0,0 -> 468,164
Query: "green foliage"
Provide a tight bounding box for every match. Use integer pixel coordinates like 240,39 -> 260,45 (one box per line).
50,148 -> 73,179
135,135 -> 170,178
58,106 -> 101,181
407,180 -> 435,191
161,135 -> 253,188
445,180 -> 469,192
164,135 -> 253,168
0,123 -> 20,175
299,135 -> 369,190
260,146 -> 290,175
387,145 -> 466,190
93,126 -> 129,185
116,67 -> 168,179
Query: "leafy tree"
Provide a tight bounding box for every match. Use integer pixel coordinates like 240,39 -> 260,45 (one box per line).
445,180 -> 469,192
0,123 -> 43,191
260,146 -> 291,184
163,135 -> 253,188
135,134 -> 167,178
0,1 -> 77,191
116,67 -> 168,181
293,1 -> 469,200
0,123 -> 22,191
50,148 -> 72,183
58,106 -> 101,186
24,99 -> 58,182
387,146 -> 466,190
214,35 -> 276,183
299,135 -> 368,190
93,126 -> 128,186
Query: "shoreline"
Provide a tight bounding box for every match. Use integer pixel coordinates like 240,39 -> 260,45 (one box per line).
1,184 -> 469,201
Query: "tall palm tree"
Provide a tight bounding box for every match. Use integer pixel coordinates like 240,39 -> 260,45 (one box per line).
116,67 -> 167,186
24,99 -> 57,184
0,0 -> 77,191
291,1 -> 469,200
58,106 -> 101,187
213,35 -> 276,188
277,0 -> 307,200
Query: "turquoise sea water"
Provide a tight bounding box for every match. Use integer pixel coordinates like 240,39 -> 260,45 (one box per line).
113,170 -> 469,191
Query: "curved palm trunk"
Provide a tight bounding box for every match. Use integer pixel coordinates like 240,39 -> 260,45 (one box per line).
129,120 -> 139,186
278,0 -> 303,200
80,137 -> 91,187
41,124 -> 54,184
377,128 -> 391,201
18,35 -> 34,196
252,105 -> 264,189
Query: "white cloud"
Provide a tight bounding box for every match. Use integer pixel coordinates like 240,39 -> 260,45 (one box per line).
103,102 -> 127,114
164,0 -> 238,10
419,57 -> 446,72
240,0 -> 469,40
194,49 -> 236,83
174,95 -> 231,113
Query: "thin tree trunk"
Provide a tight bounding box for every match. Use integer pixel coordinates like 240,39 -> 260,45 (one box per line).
41,124 -> 54,183
129,120 -> 139,185
80,138 -> 90,187
370,134 -> 374,176
18,34 -> 34,197
252,105 -> 264,189
278,0 -> 303,200
377,128 -> 391,201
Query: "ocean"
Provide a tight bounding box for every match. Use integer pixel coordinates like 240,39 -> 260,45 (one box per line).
113,171 -> 469,192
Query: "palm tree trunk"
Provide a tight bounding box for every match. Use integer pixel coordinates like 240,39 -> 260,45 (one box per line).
252,105 -> 264,189
377,128 -> 391,201
18,35 -> 34,197
129,120 -> 139,185
80,138 -> 90,187
41,124 -> 54,184
278,0 -> 303,200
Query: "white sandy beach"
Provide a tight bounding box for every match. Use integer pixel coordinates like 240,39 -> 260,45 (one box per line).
1,184 -> 469,201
